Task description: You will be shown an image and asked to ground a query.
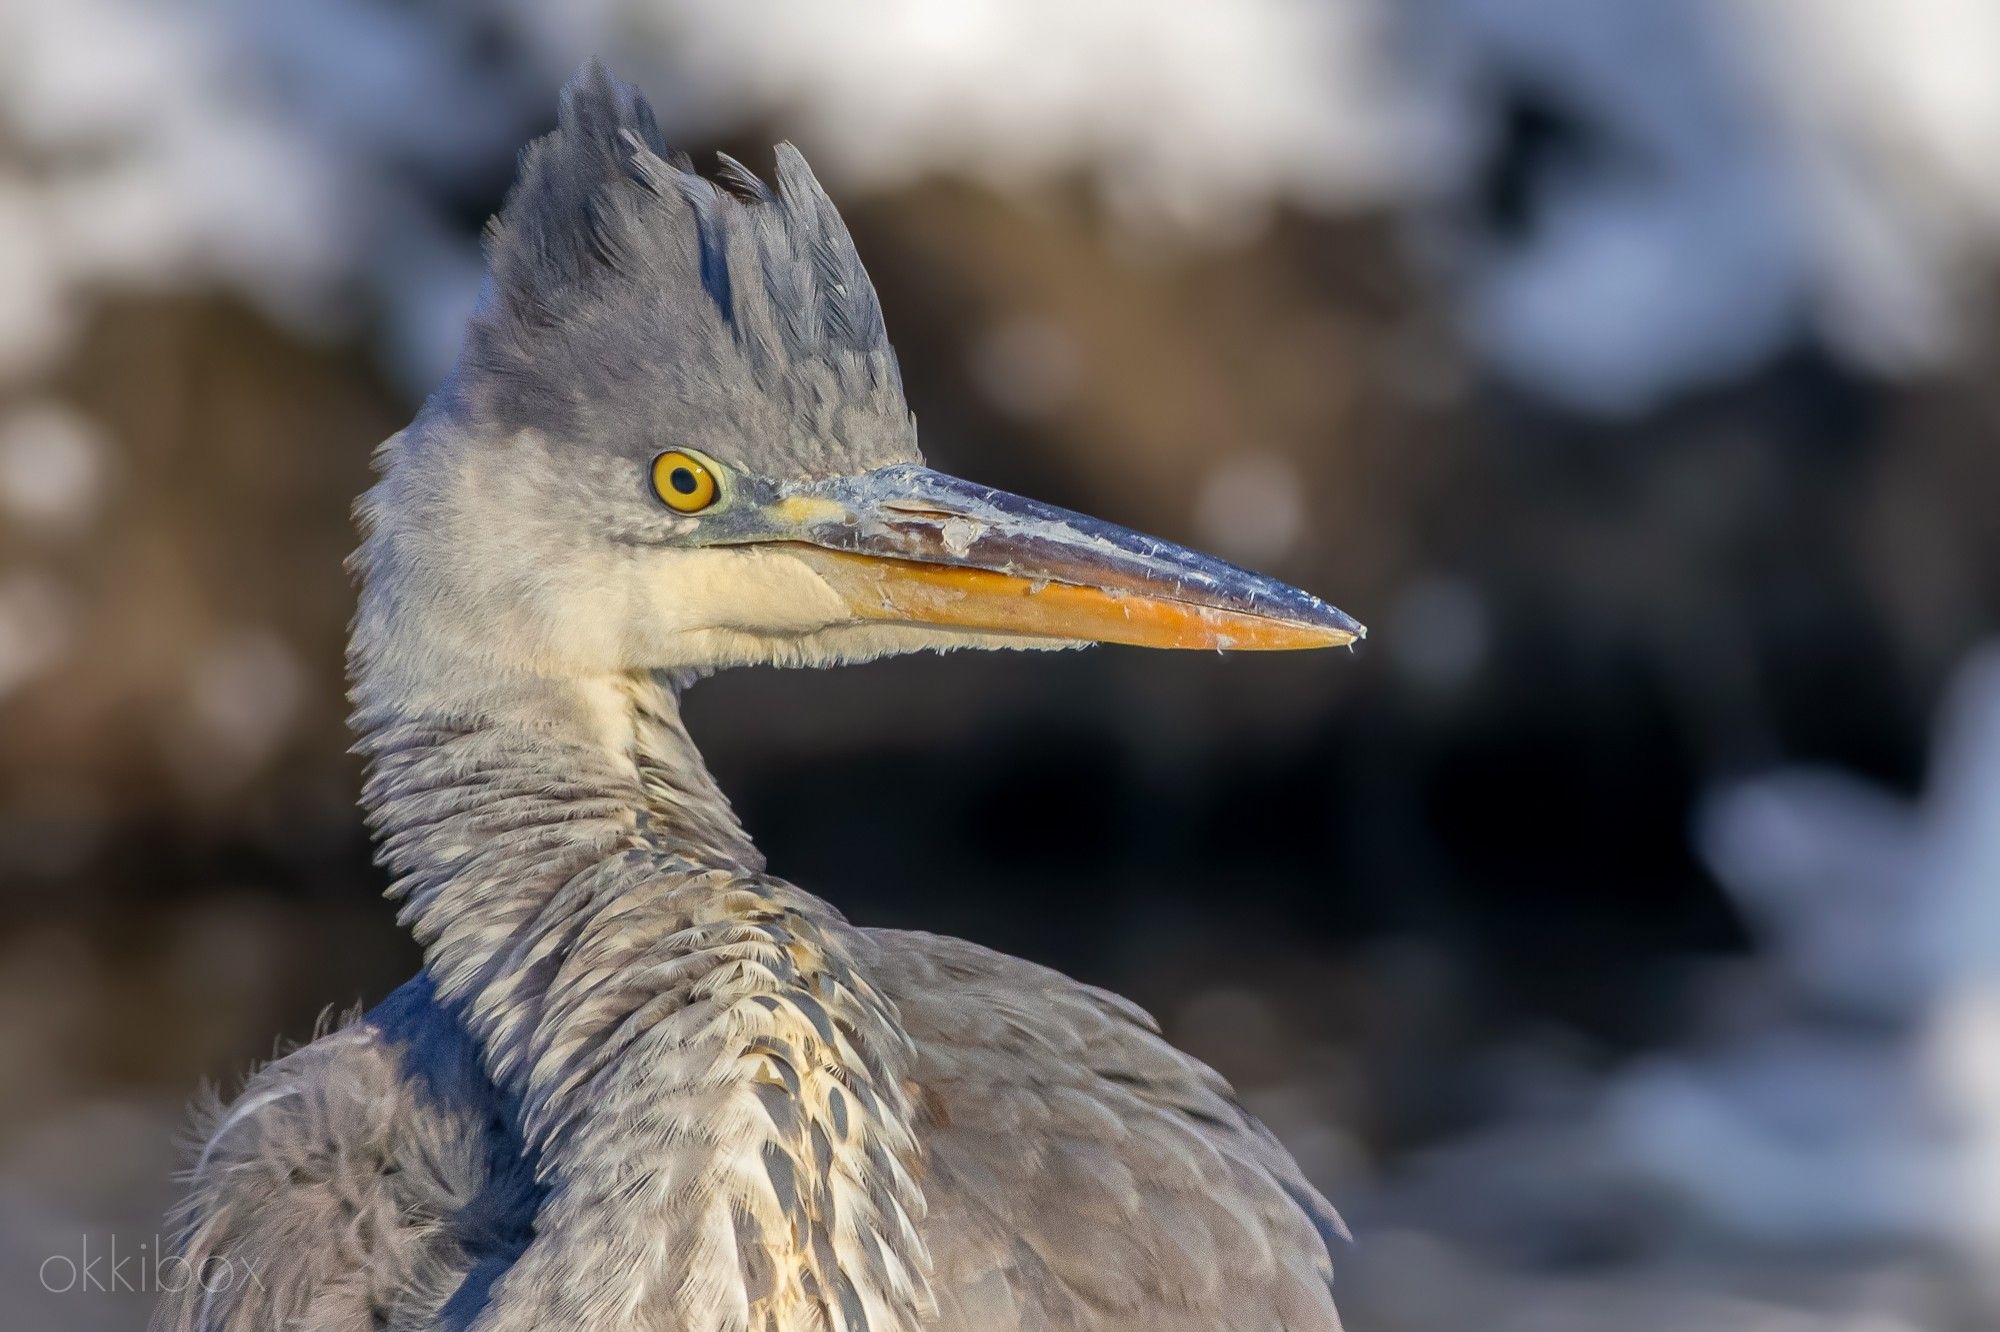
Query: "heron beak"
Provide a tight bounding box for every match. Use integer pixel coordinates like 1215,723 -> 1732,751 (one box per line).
753,464 -> 1363,651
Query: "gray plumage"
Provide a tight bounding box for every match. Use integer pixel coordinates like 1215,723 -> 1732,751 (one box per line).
156,62 -> 1347,1332
463,61 -> 912,478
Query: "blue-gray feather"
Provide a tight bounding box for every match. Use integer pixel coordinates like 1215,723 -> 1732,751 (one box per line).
462,62 -> 914,478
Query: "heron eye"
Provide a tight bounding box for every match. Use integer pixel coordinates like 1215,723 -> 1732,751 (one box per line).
651,451 -> 719,513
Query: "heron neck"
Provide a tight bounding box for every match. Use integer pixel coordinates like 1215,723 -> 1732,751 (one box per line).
351,669 -> 760,1080
351,666 -> 935,1332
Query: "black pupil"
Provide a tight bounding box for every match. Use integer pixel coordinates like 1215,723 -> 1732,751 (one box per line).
669,467 -> 699,495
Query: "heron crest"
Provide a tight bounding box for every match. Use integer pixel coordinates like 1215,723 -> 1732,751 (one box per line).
460,60 -> 916,477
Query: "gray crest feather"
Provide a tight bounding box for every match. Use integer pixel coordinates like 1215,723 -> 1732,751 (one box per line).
458,60 -> 917,476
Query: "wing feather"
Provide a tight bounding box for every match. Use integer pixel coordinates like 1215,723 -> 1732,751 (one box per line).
154,976 -> 538,1332
862,930 -> 1345,1331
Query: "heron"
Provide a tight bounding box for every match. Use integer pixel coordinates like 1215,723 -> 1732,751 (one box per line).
158,63 -> 1362,1332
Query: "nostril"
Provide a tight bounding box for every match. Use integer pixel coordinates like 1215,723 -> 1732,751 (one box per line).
876,500 -> 964,519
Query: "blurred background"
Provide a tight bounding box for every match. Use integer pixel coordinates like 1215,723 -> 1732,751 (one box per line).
4,0 -> 2000,1327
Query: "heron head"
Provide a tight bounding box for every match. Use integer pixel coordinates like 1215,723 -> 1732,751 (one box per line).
355,64 -> 1361,690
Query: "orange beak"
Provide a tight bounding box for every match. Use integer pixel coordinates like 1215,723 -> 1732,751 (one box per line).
752,464 -> 1362,652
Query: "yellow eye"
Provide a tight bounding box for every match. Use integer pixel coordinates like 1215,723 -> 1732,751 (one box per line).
651,451 -> 719,513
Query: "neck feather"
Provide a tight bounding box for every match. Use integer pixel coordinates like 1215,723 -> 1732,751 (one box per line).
354,670 -> 759,1079
350,663 -> 934,1332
